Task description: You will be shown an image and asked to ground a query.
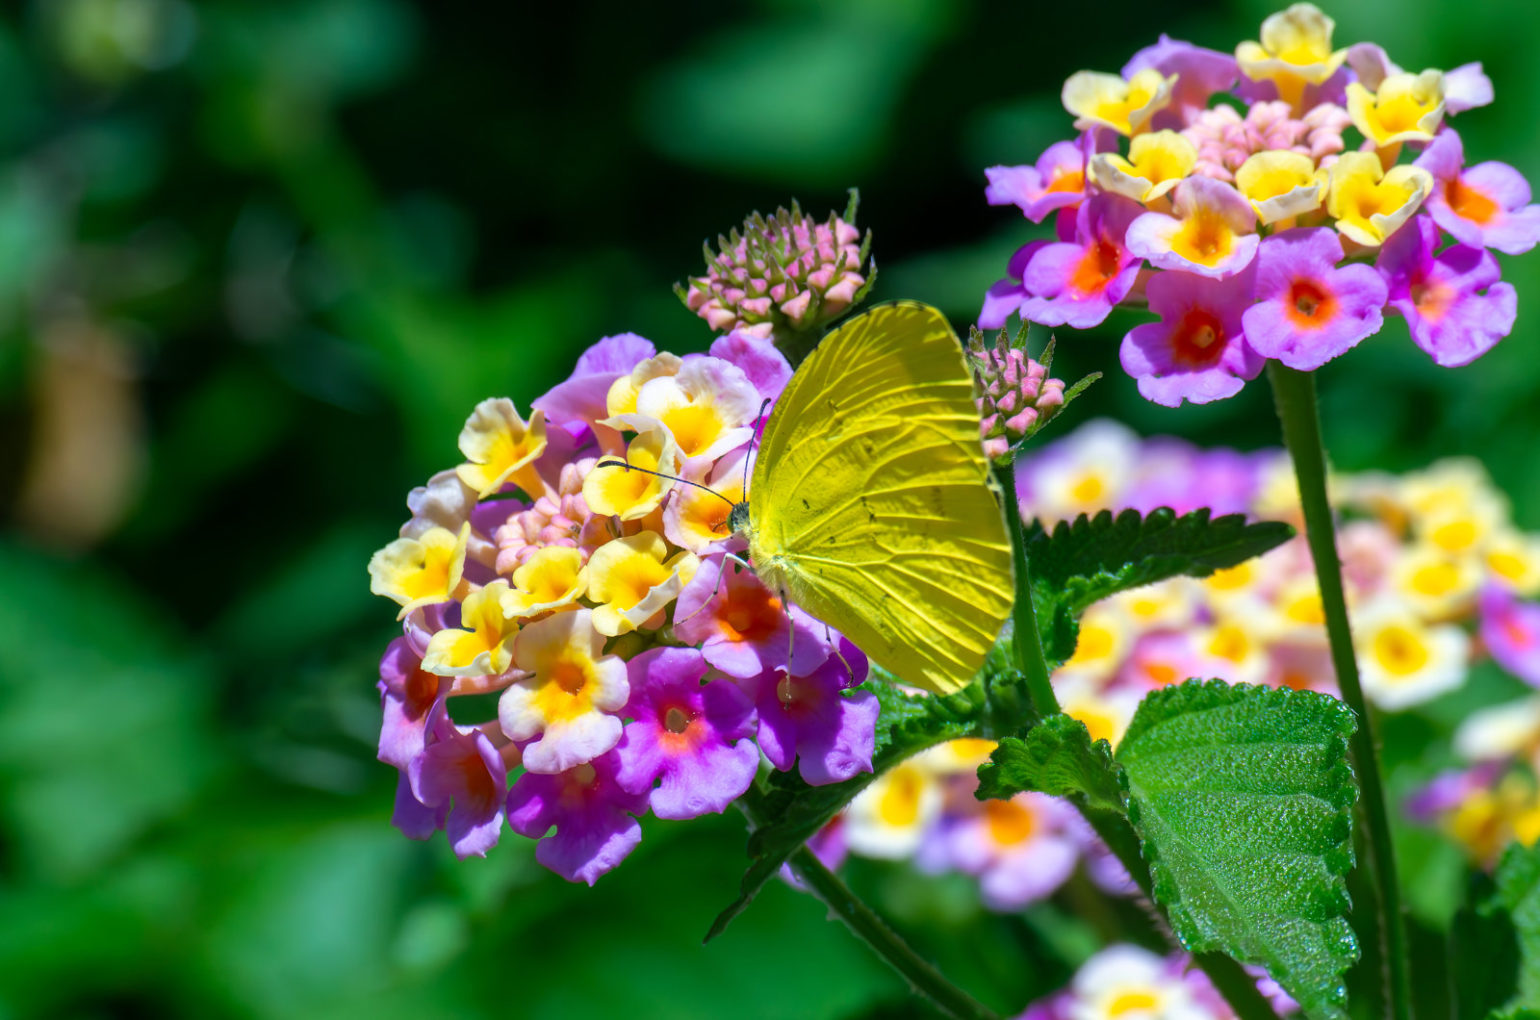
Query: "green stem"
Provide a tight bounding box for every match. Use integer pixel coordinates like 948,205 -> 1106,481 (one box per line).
995,462 -> 1062,716
738,791 -> 998,1020
1267,363 -> 1412,1020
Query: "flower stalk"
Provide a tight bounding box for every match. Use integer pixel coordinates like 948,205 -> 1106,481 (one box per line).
1267,362 -> 1412,1020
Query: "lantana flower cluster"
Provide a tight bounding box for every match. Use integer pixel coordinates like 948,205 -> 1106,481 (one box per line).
367,329 -> 880,883
808,418 -> 1540,910
982,3 -> 1536,406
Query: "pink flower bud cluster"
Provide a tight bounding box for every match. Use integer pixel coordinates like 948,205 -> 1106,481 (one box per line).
969,331 -> 1066,461
492,459 -> 607,573
679,196 -> 872,343
1182,100 -> 1351,182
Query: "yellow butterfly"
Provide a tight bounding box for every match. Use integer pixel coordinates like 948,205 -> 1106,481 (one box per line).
730,301 -> 1015,695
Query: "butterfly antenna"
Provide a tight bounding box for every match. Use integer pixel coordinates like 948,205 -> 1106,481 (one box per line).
594,459 -> 736,508
744,397 -> 772,497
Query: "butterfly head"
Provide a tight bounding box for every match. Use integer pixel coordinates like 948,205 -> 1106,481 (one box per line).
728,500 -> 752,536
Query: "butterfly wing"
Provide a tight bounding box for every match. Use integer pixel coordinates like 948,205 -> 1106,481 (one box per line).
749,302 -> 1014,695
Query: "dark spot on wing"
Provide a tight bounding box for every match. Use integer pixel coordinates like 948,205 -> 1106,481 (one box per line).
801,498 -> 810,509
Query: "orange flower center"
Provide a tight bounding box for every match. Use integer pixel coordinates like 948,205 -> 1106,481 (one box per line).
1069,238 -> 1123,297
1169,308 -> 1227,367
1284,279 -> 1337,328
1447,176 -> 1499,225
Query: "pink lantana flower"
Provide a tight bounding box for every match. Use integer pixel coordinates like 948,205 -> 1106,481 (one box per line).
995,193 -> 1145,330
1416,129 -> 1540,256
613,647 -> 759,819
1120,264 -> 1262,406
1376,217 -> 1517,367
409,722 -> 510,859
985,136 -> 1093,224
753,637 -> 878,786
1241,227 -> 1388,370
674,554 -> 828,679
1479,585 -> 1540,687
1126,176 -> 1260,279
507,749 -> 648,885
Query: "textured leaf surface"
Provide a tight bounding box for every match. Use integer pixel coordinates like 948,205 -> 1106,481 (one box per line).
1025,509 -> 1294,665
1495,841 -> 1540,1012
706,669 -> 993,941
976,713 -> 1121,813
1116,681 -> 1358,1020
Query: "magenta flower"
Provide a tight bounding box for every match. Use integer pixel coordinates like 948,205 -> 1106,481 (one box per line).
985,136 -> 1092,224
507,749 -> 649,885
613,647 -> 759,819
1126,176 -> 1259,279
1122,35 -> 1238,129
377,636 -> 450,771
753,638 -> 878,786
1376,217 -> 1517,367
532,332 -> 656,440
409,722 -> 509,859
995,193 -> 1144,330
1120,264 -> 1262,406
674,555 -> 828,679
1416,129 -> 1540,256
1241,227 -> 1388,370
1479,585 -> 1540,687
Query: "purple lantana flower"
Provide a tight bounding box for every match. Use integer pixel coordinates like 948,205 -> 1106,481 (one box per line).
507,749 -> 649,885
1120,263 -> 1262,406
985,135 -> 1092,224
1479,584 -> 1540,687
926,792 -> 1085,911
614,647 -> 759,819
988,193 -> 1144,330
1416,129 -> 1540,255
378,636 -> 449,770
1123,35 -> 1238,129
674,554 -> 828,679
409,721 -> 510,859
1376,217 -> 1517,367
532,332 -> 656,440
707,331 -> 792,404
1241,227 -> 1388,370
753,637 -> 878,786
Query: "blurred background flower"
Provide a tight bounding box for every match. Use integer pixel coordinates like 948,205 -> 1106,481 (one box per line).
1,0 -> 1538,1017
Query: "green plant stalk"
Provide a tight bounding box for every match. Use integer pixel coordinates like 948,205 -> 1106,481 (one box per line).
737,789 -> 999,1020
998,465 -> 1278,1020
995,461 -> 1062,716
1267,363 -> 1412,1020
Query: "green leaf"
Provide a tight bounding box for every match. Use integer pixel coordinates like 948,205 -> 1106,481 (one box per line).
706,669 -> 1003,942
975,713 -> 1122,813
1115,680 -> 1358,1020
1494,841 -> 1540,1012
1448,867 -> 1519,1019
1025,509 -> 1294,666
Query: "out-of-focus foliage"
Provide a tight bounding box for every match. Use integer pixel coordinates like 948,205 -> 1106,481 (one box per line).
0,0 -> 1537,1016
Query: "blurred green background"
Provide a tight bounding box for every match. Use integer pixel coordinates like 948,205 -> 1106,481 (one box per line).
1,1 -> 1537,1017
